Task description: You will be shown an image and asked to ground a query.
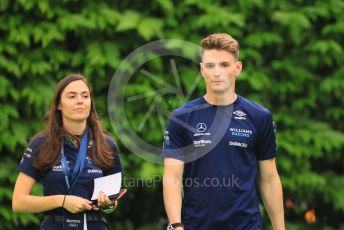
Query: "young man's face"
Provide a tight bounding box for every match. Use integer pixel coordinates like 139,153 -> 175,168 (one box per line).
200,49 -> 242,94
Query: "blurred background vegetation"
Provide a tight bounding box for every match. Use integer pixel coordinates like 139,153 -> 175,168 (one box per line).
1,0 -> 344,229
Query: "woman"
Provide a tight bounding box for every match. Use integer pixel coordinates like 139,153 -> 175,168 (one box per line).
12,73 -> 125,230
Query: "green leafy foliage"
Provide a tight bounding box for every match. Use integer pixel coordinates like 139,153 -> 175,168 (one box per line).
1,0 -> 343,229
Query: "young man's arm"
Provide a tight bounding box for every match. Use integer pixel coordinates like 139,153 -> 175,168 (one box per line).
258,158 -> 285,230
163,158 -> 184,230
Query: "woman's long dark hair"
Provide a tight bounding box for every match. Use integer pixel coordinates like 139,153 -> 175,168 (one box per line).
33,73 -> 114,171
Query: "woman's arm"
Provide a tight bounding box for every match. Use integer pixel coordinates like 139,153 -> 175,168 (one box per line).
12,172 -> 94,213
12,172 -> 63,213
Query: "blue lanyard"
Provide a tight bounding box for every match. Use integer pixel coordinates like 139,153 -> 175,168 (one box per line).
60,132 -> 88,191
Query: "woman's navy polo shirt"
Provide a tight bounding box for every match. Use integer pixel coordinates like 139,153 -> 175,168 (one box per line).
17,133 -> 122,225
162,96 -> 277,230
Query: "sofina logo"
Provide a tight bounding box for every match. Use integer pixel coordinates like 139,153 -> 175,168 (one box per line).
196,123 -> 207,133
194,139 -> 212,147
233,110 -> 246,120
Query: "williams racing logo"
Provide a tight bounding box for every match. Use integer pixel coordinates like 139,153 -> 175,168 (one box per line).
233,110 -> 246,120
230,128 -> 252,138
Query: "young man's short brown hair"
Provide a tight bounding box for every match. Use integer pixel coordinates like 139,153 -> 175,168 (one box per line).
200,33 -> 240,60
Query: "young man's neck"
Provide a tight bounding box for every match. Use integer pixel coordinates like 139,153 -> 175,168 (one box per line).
204,91 -> 237,106
63,120 -> 87,135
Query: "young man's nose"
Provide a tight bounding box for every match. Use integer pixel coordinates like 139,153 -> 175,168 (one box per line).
213,65 -> 221,76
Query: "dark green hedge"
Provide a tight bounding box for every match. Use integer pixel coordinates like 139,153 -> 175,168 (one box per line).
1,0 -> 343,229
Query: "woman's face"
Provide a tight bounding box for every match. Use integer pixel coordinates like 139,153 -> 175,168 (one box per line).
58,80 -> 91,124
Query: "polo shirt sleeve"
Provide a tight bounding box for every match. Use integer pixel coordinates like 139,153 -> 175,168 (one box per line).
103,136 -> 122,176
161,111 -> 187,161
255,111 -> 277,160
17,136 -> 43,182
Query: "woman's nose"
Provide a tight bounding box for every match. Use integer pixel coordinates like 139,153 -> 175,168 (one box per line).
76,95 -> 83,104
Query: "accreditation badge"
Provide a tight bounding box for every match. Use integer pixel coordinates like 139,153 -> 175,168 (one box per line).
63,211 -> 84,230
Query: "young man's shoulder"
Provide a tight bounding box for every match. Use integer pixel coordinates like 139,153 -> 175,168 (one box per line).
172,97 -> 205,116
238,96 -> 272,117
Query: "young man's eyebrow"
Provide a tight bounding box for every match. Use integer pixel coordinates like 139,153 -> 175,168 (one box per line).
203,61 -> 231,64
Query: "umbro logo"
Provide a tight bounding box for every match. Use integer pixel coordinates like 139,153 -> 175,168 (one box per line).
233,110 -> 246,120
233,110 -> 246,117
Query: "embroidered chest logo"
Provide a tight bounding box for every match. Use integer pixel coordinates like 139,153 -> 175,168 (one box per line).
196,123 -> 207,132
229,128 -> 252,138
87,169 -> 103,174
193,122 -> 212,147
52,164 -> 65,172
228,128 -> 252,148
233,110 -> 247,120
193,139 -> 212,147
229,141 -> 247,148
194,123 -> 210,137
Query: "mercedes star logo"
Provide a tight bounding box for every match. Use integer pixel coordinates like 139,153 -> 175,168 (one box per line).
196,123 -> 207,133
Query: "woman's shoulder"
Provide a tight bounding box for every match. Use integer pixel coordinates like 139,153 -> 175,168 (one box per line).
28,133 -> 46,150
21,133 -> 46,161
103,133 -> 115,144
103,133 -> 119,153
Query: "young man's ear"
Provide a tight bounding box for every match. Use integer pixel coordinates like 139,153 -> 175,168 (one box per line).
236,61 -> 243,76
200,62 -> 204,77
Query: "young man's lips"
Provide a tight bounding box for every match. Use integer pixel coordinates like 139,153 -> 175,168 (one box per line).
74,108 -> 85,112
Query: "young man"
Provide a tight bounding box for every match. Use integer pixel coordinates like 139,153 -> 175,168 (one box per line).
162,33 -> 285,230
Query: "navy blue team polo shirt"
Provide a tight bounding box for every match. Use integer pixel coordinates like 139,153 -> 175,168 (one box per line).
18,133 -> 122,229
162,95 -> 277,230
